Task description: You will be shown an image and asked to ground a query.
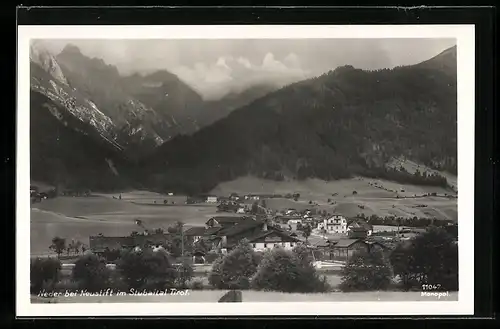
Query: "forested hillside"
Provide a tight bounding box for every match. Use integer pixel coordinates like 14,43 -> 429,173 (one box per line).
139,46 -> 457,195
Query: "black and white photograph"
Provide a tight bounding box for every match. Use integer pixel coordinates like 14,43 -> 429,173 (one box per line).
17,25 -> 475,316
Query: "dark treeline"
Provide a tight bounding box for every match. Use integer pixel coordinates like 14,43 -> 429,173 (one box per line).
361,166 -> 449,188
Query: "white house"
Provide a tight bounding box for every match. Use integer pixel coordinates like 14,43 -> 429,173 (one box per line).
206,196 -> 218,203
318,215 -> 347,234
287,219 -> 302,225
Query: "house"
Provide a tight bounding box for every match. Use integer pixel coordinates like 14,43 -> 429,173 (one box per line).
89,236 -> 135,255
329,238 -> 388,261
347,226 -> 370,239
130,233 -> 170,248
347,219 -> 373,236
247,230 -> 303,252
212,218 -> 266,250
30,185 -> 39,197
205,215 -> 253,228
183,226 -> 208,243
330,238 -> 369,260
318,215 -> 347,234
220,219 -> 302,252
89,233 -> 172,255
206,196 -> 218,203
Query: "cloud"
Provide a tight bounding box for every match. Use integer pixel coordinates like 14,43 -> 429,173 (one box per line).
172,52 -> 312,100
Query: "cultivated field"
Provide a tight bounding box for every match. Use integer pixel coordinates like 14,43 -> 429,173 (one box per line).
211,176 -> 458,220
31,290 -> 458,303
30,191 -> 218,255
30,174 -> 457,256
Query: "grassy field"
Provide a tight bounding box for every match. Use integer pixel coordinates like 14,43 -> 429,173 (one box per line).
30,174 -> 457,255
30,191 -> 218,255
211,176 -> 457,220
31,290 -> 458,303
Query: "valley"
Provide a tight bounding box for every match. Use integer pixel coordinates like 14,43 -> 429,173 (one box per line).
30,173 -> 457,257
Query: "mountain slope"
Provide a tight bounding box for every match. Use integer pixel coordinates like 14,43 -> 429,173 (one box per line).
198,83 -> 278,128
140,46 -> 457,195
30,90 -> 136,191
31,43 -> 209,158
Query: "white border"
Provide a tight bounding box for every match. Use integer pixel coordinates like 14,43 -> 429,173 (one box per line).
17,25 -> 475,317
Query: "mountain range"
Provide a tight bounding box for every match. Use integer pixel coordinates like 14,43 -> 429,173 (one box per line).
29,44 -> 457,194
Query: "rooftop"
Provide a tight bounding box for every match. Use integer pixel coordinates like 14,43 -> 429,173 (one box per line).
333,239 -> 364,248
184,226 -> 207,236
208,215 -> 252,224
247,229 -> 303,244
219,218 -> 264,237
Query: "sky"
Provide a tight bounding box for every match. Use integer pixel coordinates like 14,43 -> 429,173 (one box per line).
36,38 -> 456,100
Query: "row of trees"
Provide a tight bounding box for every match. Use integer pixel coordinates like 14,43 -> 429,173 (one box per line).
31,248 -> 195,295
205,226 -> 458,293
359,213 -> 456,231
362,166 -> 449,188
208,242 -> 330,293
49,237 -> 87,258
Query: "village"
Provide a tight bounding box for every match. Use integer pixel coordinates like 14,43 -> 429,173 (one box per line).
30,184 -> 459,302
30,187 -> 458,265
80,192 -> 457,268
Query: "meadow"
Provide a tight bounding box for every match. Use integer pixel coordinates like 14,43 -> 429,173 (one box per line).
30,191 -> 218,255
211,176 -> 458,220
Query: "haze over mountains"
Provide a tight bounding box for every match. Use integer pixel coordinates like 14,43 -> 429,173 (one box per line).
29,41 -> 457,193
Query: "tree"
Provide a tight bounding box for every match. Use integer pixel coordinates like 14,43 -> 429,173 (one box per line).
116,248 -> 177,291
73,240 -> 83,255
49,237 -> 66,258
251,201 -> 259,214
251,245 -> 330,293
30,257 -> 62,294
208,239 -> 260,289
72,253 -> 111,292
397,226 -> 458,291
261,199 -> 267,208
389,243 -> 417,290
302,224 -> 312,244
175,261 -> 194,288
339,248 -> 393,292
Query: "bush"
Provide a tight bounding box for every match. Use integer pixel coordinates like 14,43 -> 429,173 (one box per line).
190,279 -> 205,290
205,251 -> 220,263
340,248 -> 393,292
116,248 -> 177,291
72,253 -> 111,292
251,245 -> 331,293
208,239 -> 260,289
53,278 -> 79,293
30,257 -> 62,294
